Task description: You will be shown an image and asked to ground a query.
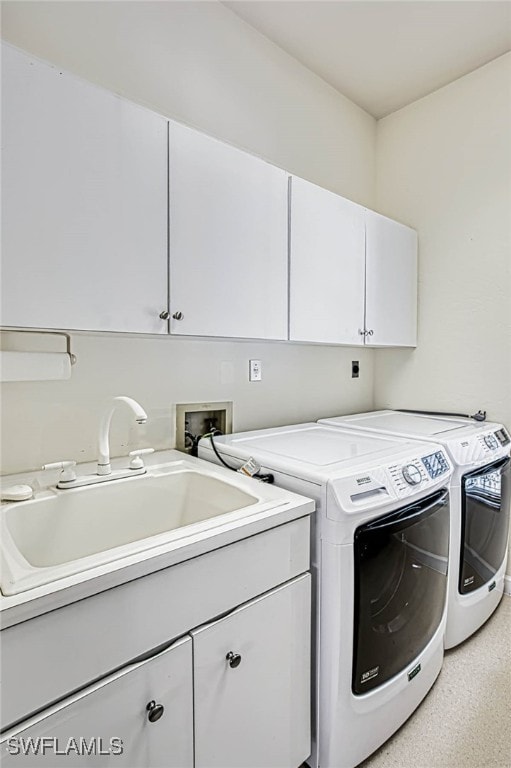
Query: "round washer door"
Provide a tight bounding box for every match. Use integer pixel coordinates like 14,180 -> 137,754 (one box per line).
352,489 -> 449,695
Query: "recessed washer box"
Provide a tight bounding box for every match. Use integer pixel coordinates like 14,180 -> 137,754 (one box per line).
176,401 -> 233,452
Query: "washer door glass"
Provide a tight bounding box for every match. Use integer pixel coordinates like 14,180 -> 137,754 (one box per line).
353,489 -> 449,695
460,457 -> 511,594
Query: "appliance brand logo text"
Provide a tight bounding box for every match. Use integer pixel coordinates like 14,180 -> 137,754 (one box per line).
361,665 -> 379,683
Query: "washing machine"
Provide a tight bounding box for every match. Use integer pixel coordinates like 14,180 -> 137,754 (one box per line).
319,411 -> 511,649
198,423 -> 453,768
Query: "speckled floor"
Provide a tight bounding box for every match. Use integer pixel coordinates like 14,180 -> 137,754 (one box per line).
359,595 -> 511,768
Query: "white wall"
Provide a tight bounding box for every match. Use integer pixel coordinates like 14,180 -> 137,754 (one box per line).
374,54 -> 511,573
1,332 -> 374,475
374,53 -> 511,430
0,1 -> 375,205
0,1 -> 376,474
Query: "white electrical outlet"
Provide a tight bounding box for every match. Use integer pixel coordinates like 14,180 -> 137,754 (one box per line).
249,359 -> 262,382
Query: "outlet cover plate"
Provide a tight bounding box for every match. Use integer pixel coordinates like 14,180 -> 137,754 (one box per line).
249,359 -> 262,382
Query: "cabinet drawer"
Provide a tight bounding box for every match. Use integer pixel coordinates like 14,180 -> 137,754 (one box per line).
192,574 -> 311,768
0,637 -> 193,767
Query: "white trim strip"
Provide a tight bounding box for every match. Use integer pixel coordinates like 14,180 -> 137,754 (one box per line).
504,575 -> 511,597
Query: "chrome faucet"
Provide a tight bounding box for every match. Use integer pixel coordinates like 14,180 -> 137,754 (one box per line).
43,396 -> 154,489
97,396 -> 148,475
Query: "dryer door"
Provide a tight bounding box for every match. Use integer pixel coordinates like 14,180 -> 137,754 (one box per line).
460,457 -> 511,594
353,489 -> 449,695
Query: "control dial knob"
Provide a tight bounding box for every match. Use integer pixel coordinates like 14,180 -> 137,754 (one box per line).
484,435 -> 497,450
402,464 -> 422,486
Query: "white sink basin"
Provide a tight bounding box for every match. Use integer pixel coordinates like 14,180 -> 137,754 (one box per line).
0,462 -> 269,596
5,470 -> 258,567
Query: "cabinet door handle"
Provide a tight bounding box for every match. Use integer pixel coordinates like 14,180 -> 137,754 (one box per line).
226,651 -> 242,669
172,311 -> 184,321
146,700 -> 165,723
367,329 -> 374,336
358,328 -> 366,336
159,310 -> 170,320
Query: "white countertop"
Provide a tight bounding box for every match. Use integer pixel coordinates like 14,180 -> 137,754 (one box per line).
0,450 -> 314,628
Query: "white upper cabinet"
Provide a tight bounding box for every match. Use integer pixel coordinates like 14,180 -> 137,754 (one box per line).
364,210 -> 418,347
1,44 -> 168,334
1,45 -> 417,346
168,122 -> 288,340
289,175 -> 417,347
289,176 -> 366,345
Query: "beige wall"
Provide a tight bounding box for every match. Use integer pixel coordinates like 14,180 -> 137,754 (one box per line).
1,1 -> 375,205
1,332 -> 374,475
374,54 -> 511,427
0,1 -> 376,474
374,54 -> 511,572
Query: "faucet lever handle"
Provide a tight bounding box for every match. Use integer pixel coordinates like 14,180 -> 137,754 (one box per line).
42,461 -> 77,483
129,448 -> 154,470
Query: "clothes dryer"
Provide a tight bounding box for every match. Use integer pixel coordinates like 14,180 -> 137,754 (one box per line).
319,411 -> 511,649
199,423 -> 453,768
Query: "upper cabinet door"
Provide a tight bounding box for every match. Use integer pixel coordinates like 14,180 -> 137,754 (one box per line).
289,176 -> 366,345
364,211 -> 418,347
1,44 -> 168,334
168,123 -> 288,339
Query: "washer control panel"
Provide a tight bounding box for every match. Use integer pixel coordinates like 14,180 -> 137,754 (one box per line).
402,464 -> 422,485
449,428 -> 510,466
495,427 -> 510,447
483,433 -> 499,451
476,430 -> 510,455
422,450 -> 450,479
388,450 -> 449,495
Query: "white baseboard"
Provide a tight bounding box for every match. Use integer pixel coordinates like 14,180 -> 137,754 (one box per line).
504,575 -> 511,597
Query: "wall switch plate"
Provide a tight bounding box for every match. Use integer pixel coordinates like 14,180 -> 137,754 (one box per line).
249,359 -> 262,382
352,361 -> 360,378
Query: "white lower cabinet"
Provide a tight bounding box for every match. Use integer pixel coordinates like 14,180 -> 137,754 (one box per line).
0,636 -> 193,767
1,574 -> 311,768
192,574 -> 311,768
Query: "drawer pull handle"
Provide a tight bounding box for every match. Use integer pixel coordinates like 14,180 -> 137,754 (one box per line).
226,651 -> 242,669
146,700 -> 165,723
